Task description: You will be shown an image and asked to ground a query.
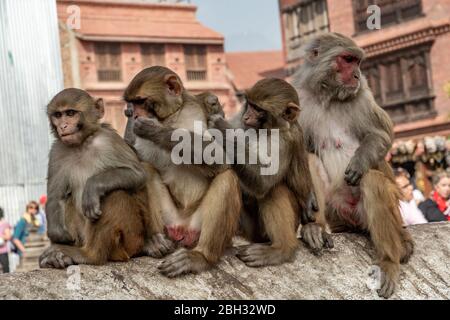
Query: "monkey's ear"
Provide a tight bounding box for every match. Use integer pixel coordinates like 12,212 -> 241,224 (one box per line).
282,102 -> 301,122
164,74 -> 182,96
94,98 -> 105,119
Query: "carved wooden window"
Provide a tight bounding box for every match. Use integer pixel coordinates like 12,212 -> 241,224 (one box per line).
362,45 -> 435,124
353,0 -> 423,33
184,45 -> 207,81
281,0 -> 329,74
94,42 -> 122,82
141,44 -> 166,67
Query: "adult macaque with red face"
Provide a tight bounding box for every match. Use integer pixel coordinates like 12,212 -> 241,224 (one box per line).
294,33 -> 414,298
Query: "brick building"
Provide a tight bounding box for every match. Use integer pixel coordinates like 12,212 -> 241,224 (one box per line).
279,0 -> 450,139
226,50 -> 285,103
57,0 -> 238,134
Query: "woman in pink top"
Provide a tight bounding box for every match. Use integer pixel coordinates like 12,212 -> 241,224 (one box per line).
0,207 -> 12,273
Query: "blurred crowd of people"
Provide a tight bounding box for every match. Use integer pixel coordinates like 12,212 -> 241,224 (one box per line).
0,196 -> 47,273
389,135 -> 450,226
394,169 -> 450,226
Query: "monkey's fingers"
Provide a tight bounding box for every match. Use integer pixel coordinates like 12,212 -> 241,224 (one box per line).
143,233 -> 175,258
158,249 -> 206,278
322,231 -> 334,249
377,271 -> 396,299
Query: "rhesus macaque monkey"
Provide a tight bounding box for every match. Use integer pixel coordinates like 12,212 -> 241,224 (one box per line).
204,78 -> 332,266
294,33 -> 414,298
123,66 -> 241,277
39,88 -> 165,268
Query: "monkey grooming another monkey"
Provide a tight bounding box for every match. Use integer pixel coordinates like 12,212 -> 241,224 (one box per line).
205,78 -> 332,266
294,33 -> 414,298
123,66 -> 241,277
39,88 -> 168,269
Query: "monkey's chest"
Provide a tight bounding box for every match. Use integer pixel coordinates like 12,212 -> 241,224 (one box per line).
316,127 -> 359,185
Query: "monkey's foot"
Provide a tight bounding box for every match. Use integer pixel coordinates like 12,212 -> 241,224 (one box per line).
142,233 -> 175,258
400,238 -> 414,264
165,225 -> 200,248
376,262 -> 399,299
158,248 -> 210,278
300,223 -> 334,255
39,247 -> 75,269
236,244 -> 295,267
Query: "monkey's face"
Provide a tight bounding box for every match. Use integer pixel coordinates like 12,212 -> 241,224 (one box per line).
125,71 -> 184,122
51,107 -> 84,145
243,102 -> 268,129
332,52 -> 362,99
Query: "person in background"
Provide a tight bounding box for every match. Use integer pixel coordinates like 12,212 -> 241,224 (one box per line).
12,201 -> 41,256
0,207 -> 12,273
36,195 -> 47,235
419,172 -> 450,222
394,167 -> 425,204
394,170 -> 427,226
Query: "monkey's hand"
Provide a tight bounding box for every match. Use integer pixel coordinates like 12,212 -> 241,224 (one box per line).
81,182 -> 102,221
133,117 -> 162,140
39,246 -> 75,269
302,191 -> 319,224
300,223 -> 334,255
158,248 -> 210,278
47,227 -> 74,245
142,233 -> 176,258
207,113 -> 224,129
204,94 -> 225,117
344,156 -> 369,186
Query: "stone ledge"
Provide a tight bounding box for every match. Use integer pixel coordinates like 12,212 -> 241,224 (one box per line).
0,223 -> 449,300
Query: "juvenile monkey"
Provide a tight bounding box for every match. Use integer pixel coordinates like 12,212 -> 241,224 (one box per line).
206,78 -> 332,266
123,66 -> 241,277
294,33 -> 414,298
39,88 -> 167,268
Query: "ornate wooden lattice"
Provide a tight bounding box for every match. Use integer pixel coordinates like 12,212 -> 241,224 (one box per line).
184,45 -> 207,81
353,0 -> 423,33
94,42 -> 122,82
362,44 -> 436,124
141,44 -> 166,68
281,0 -> 330,74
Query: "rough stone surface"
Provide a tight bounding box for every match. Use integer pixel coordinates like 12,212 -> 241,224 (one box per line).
0,223 -> 449,300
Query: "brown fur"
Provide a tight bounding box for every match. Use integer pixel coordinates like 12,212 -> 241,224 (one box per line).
295,33 -> 414,298
124,66 -> 242,277
40,88 -> 156,269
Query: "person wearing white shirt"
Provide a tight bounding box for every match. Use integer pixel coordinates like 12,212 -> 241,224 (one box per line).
395,174 -> 427,226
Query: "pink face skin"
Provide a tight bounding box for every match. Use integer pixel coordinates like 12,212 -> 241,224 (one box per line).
51,107 -> 83,145
396,176 -> 414,202
132,104 -> 151,119
435,177 -> 450,200
335,52 -> 361,88
243,103 -> 266,128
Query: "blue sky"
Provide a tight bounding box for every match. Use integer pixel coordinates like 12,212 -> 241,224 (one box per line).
190,0 -> 282,52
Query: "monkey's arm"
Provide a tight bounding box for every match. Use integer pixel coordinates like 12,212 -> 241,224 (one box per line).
124,116 -> 136,147
209,115 -> 283,197
82,165 -> 147,221
286,138 -> 318,224
134,117 -> 226,175
46,150 -> 74,244
345,108 -> 393,186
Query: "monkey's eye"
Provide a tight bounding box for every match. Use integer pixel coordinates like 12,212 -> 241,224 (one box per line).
52,111 -> 62,119
131,98 -> 147,106
343,55 -> 357,63
64,109 -> 78,117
